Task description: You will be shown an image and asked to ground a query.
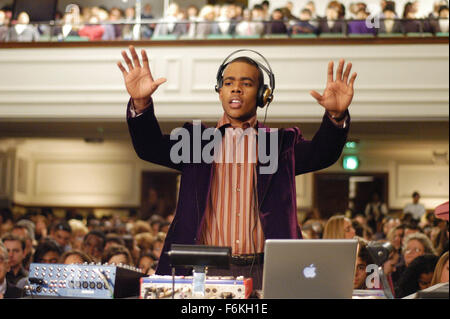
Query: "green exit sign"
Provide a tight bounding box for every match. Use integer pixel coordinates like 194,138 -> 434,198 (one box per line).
343,155 -> 359,170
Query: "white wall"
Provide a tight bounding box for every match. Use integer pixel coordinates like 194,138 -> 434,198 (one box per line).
0,44 -> 448,123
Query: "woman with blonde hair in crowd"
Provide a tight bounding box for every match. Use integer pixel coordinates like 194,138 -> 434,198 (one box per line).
430,251 -> 449,286
323,215 -> 356,239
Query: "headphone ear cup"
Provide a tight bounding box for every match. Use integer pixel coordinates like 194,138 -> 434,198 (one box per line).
257,84 -> 269,108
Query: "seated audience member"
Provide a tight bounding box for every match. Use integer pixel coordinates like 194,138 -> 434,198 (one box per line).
60,249 -> 93,264
78,10 -> 105,41
387,224 -> 406,252
137,252 -> 158,275
134,232 -> 155,254
132,220 -> 153,236
49,221 -> 72,253
374,217 -> 400,241
323,215 -> 356,239
216,4 -> 237,36
122,234 -> 140,265
33,214 -> 49,242
152,232 -> 166,260
0,10 -> 8,42
395,254 -> 439,298
109,7 -> 124,40
81,230 -> 106,262
430,251 -> 449,286
347,8 -> 377,35
301,220 -> 324,239
354,239 -> 375,289
0,243 -> 23,299
195,4 -> 219,38
378,2 -> 404,34
402,2 -> 422,33
429,5 -> 449,33
153,2 -> 187,37
404,223 -> 422,238
264,8 -> 288,35
68,219 -> 88,251
235,7 -> 264,36
54,5 -> 82,40
7,11 -> 39,42
101,245 -> 134,267
11,222 -> 35,271
33,238 -> 63,264
140,4 -> 155,39
289,8 -> 317,34
403,232 -> 437,268
104,233 -> 126,251
352,219 -> 373,241
317,6 -> 346,34
1,234 -> 28,285
392,232 -> 438,288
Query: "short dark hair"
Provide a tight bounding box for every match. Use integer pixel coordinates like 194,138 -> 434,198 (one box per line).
52,221 -> 72,233
84,230 -> 106,248
439,5 -> 449,14
1,233 -> 26,251
33,238 -> 63,263
227,56 -> 264,89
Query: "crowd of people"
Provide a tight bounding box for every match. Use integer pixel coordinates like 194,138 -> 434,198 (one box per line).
0,0 -> 449,42
0,188 -> 448,298
302,191 -> 449,297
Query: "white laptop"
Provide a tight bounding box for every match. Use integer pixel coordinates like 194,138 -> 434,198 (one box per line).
262,239 -> 358,299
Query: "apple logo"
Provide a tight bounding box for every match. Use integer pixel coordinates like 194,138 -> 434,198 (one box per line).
303,264 -> 317,279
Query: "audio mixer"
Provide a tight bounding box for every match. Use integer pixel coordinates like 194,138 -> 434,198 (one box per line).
25,263 -> 145,298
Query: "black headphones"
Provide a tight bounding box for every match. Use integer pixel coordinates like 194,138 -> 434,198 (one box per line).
215,49 -> 275,108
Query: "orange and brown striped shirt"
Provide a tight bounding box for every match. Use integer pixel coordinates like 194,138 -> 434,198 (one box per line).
199,113 -> 265,255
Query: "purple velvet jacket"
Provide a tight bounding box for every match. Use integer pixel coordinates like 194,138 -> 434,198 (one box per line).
127,99 -> 350,275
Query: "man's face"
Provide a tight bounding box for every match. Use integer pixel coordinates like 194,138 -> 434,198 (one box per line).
219,61 -> 259,126
0,256 -> 10,283
354,257 -> 367,289
52,229 -> 71,248
4,240 -> 24,269
82,235 -> 104,261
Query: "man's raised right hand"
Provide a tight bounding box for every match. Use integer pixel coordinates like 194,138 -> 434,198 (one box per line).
117,45 -> 167,113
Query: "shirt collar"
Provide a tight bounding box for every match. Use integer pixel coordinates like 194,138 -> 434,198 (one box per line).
216,113 -> 258,130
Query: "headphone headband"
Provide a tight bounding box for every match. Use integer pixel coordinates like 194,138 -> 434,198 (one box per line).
215,49 -> 275,107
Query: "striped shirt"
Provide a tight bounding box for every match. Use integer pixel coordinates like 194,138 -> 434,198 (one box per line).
199,113 -> 265,255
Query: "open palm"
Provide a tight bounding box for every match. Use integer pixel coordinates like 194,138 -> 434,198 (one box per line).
117,45 -> 166,111
310,59 -> 357,117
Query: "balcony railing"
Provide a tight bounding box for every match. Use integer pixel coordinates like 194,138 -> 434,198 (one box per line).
0,18 -> 448,43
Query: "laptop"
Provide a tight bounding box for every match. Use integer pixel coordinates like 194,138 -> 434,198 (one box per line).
262,239 -> 358,299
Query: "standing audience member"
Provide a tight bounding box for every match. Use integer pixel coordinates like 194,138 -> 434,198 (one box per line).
395,254 -> 439,298
1,234 -> 28,285
0,243 -> 23,299
404,191 -> 427,222
323,215 -> 356,239
430,251 -> 449,286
